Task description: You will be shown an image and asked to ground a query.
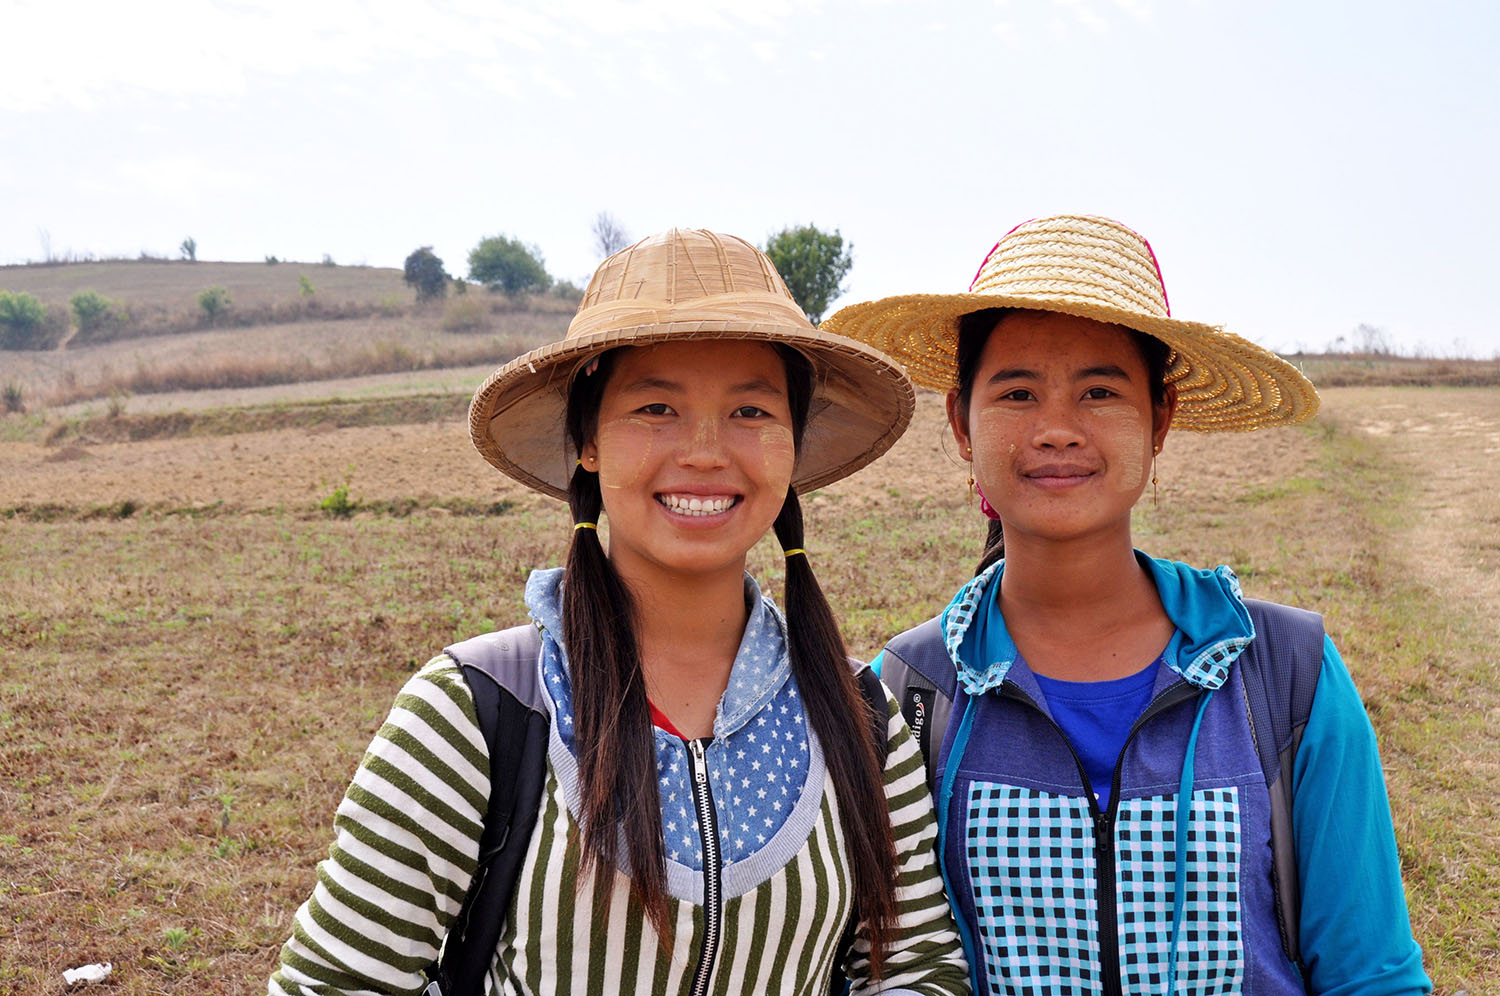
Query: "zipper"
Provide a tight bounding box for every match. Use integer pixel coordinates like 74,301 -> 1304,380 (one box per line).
685,737 -> 722,996
1000,680 -> 1199,996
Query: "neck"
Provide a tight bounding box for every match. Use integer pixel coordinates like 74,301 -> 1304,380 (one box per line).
997,527 -> 1170,680
608,556 -> 750,737
999,532 -> 1147,613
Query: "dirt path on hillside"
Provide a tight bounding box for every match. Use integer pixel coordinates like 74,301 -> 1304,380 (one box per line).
1326,387 -> 1500,641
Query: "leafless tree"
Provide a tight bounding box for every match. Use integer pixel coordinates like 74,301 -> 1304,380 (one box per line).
592,212 -> 630,259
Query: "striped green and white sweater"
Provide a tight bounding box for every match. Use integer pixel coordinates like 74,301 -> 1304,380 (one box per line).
270,577 -> 969,996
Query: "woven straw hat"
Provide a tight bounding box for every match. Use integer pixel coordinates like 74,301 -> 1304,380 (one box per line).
470,228 -> 916,499
822,215 -> 1318,431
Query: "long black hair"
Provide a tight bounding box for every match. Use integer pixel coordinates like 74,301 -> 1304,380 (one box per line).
954,308 -> 1173,576
561,344 -> 899,974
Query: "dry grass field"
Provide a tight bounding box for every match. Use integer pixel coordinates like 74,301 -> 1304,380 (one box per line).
2,376 -> 1498,994
2,260 -> 1497,993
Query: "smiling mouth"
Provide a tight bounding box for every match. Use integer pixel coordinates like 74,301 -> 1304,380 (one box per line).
1024,465 -> 1096,484
657,493 -> 740,517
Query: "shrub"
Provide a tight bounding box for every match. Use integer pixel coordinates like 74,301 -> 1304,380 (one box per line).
403,246 -> 449,303
0,291 -> 65,349
321,253 -> 336,267
552,280 -> 585,305
70,289 -> 117,333
264,255 -> 280,265
319,484 -> 356,518
197,286 -> 231,326
298,274 -> 316,298
440,296 -> 488,332
0,291 -> 47,347
3,382 -> 23,413
180,237 -> 197,262
468,235 -> 551,298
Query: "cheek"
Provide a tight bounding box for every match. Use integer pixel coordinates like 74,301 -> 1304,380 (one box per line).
968,405 -> 1023,479
753,424 -> 796,488
1094,407 -> 1150,491
593,418 -> 656,491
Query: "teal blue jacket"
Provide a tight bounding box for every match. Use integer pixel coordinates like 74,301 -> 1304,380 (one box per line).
877,554 -> 1429,996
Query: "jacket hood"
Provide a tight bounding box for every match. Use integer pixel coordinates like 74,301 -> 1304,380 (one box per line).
940,552 -> 1255,696
523,567 -> 793,739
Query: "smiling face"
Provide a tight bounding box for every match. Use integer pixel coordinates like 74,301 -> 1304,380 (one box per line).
948,310 -> 1176,550
579,340 -> 798,585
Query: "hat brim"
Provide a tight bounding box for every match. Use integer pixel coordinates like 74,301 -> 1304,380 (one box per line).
822,293 -> 1319,432
470,321 -> 916,499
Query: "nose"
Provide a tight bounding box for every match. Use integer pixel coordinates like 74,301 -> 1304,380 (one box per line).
676,415 -> 730,469
1031,402 -> 1086,450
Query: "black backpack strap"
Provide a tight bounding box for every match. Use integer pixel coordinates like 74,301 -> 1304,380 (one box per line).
1236,599 -> 1325,973
426,623 -> 550,996
880,616 -> 955,793
827,660 -> 897,995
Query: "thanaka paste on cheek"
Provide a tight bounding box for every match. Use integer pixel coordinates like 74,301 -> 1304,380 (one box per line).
754,423 -> 797,490
594,416 -> 655,491
1093,406 -> 1149,493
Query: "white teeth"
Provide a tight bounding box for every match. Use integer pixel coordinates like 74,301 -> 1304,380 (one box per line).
660,494 -> 734,516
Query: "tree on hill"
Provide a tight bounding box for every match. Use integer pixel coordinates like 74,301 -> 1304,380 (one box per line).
592,212 -> 631,259
763,225 -> 853,324
403,246 -> 449,302
180,237 -> 197,262
468,235 -> 551,298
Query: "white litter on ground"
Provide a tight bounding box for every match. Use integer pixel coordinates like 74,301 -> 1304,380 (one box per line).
62,962 -> 113,985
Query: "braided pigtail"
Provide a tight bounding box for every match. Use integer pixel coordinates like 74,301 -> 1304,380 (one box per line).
562,352 -> 671,936
774,488 -> 899,976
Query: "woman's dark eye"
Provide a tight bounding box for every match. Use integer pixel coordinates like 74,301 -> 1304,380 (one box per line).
1084,387 -> 1116,400
1001,388 -> 1035,402
734,405 -> 769,418
640,403 -> 672,416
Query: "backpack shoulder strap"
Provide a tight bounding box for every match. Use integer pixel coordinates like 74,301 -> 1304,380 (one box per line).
426,623 -> 550,996
879,616 -> 954,792
1237,598 -> 1325,972
826,659 -> 899,996
854,659 -> 892,766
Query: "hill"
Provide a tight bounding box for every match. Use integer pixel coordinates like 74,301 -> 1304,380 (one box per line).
0,259 -> 575,411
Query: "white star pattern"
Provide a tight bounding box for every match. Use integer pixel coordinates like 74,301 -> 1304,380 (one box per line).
532,570 -> 813,874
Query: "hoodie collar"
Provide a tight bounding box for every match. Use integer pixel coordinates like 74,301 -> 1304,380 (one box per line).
523,567 -> 792,740
941,552 -> 1255,696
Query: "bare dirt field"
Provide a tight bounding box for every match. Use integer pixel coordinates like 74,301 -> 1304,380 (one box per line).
2,383 -> 1497,994
0,391 -> 1324,515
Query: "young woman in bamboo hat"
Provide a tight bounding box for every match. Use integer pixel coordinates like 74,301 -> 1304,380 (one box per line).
271,229 -> 970,996
824,214 -> 1429,996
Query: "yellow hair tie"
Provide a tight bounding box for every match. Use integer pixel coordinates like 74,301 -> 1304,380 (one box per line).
574,521 -> 598,531
782,548 -> 806,558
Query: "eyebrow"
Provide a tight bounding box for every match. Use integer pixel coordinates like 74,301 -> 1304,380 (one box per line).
985,364 -> 1134,385
616,376 -> 786,396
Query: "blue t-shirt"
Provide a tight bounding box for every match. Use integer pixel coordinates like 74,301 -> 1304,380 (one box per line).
1032,658 -> 1159,811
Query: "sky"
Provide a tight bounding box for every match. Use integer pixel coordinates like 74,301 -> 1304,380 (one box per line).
3,0 -> 1498,357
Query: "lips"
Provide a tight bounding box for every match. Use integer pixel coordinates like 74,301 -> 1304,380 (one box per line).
1023,464 -> 1096,486
657,493 -> 740,517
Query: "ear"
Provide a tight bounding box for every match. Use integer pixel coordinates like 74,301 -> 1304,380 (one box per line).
946,388 -> 974,461
580,438 -> 599,469
1152,383 -> 1179,454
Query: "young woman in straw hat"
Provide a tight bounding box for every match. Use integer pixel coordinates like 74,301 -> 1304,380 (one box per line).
269,229 -> 970,996
823,215 -> 1429,996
